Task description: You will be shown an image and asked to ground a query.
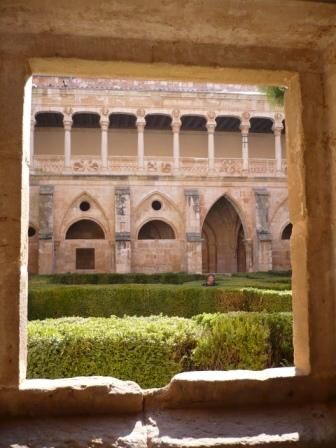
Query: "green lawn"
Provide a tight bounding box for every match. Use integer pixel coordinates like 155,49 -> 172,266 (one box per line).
29,271 -> 291,291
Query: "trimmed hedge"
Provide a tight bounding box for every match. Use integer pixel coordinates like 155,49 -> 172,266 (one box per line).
34,272 -> 204,285
28,284 -> 292,320
28,315 -> 199,388
27,312 -> 293,388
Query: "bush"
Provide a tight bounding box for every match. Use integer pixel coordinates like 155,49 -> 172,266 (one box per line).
192,312 -> 293,370
28,315 -> 199,388
36,272 -> 204,285
27,312 -> 293,388
28,284 -> 292,320
191,313 -> 270,370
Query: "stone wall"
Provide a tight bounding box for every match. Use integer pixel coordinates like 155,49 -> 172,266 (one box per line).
1,2 -> 336,444
28,178 -> 290,274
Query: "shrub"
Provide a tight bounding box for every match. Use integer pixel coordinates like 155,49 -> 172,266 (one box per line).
27,312 -> 293,388
192,312 -> 293,370
27,315 -> 199,388
28,284 -> 292,320
191,313 -> 270,370
36,272 -> 204,285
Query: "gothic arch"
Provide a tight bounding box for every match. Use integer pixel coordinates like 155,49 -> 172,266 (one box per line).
136,191 -> 182,218
134,191 -> 183,239
202,195 -> 247,273
59,192 -> 111,241
202,193 -> 249,240
270,196 -> 289,224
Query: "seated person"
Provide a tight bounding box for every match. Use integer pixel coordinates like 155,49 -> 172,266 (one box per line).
203,273 -> 217,287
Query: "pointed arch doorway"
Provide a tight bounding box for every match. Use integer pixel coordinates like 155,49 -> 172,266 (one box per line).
202,196 -> 247,273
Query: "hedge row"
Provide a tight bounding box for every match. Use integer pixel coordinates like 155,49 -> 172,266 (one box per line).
36,272 -> 204,285
28,284 -> 292,320
27,312 -> 293,388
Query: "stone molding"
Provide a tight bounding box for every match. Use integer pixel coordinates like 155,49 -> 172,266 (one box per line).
186,232 -> 202,242
115,232 -> 131,241
115,187 -> 131,195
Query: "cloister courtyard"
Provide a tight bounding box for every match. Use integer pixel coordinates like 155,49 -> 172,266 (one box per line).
24,76 -> 294,388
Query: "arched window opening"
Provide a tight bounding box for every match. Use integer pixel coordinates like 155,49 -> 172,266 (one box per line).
72,113 -> 100,128
28,226 -> 37,238
181,115 -> 207,131
250,117 -> 273,134
65,220 -> 105,239
215,116 -> 241,132
282,223 -> 292,240
138,220 -> 175,240
145,114 -> 172,130
109,113 -> 137,129
35,112 -> 63,127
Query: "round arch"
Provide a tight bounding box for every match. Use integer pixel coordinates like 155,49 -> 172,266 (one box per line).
281,222 -> 293,240
65,219 -> 105,240
137,219 -> 176,240
35,111 -> 64,127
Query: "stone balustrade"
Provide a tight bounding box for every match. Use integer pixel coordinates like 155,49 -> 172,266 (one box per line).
31,155 -> 287,178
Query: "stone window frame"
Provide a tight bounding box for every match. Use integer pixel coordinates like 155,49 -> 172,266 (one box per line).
0,57 -> 333,416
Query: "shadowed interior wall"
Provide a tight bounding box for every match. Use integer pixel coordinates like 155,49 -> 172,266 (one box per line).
35,128 -> 278,159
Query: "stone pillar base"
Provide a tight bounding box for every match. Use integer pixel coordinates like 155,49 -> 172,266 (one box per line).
257,237 -> 273,272
38,240 -> 54,274
115,238 -> 131,273
186,235 -> 202,274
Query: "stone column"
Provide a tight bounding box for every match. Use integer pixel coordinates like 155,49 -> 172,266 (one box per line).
115,187 -> 132,273
272,113 -> 284,173
206,111 -> 216,173
254,188 -> 272,271
30,117 -> 36,166
38,185 -> 54,275
63,114 -> 73,169
100,116 -> 109,170
240,112 -> 251,173
172,109 -> 181,173
136,109 -> 146,171
185,189 -> 202,273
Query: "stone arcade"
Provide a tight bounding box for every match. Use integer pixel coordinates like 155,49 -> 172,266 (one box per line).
1,0 -> 336,446
29,77 -> 290,275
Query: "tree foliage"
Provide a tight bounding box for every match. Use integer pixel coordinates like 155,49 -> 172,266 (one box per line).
260,86 -> 286,107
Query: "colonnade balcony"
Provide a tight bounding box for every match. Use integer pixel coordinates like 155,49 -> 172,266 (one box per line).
30,108 -> 287,178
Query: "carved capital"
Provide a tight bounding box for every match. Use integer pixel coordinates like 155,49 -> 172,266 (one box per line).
206,112 -> 216,133
136,109 -> 146,130
101,107 -> 109,117
136,121 -> 145,132
100,118 -> 109,131
240,112 -> 251,134
206,122 -> 216,133
136,108 -> 146,118
272,113 -> 284,134
64,106 -> 72,115
172,119 -> 181,132
172,109 -> 180,119
207,110 -> 216,120
63,116 -> 73,130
